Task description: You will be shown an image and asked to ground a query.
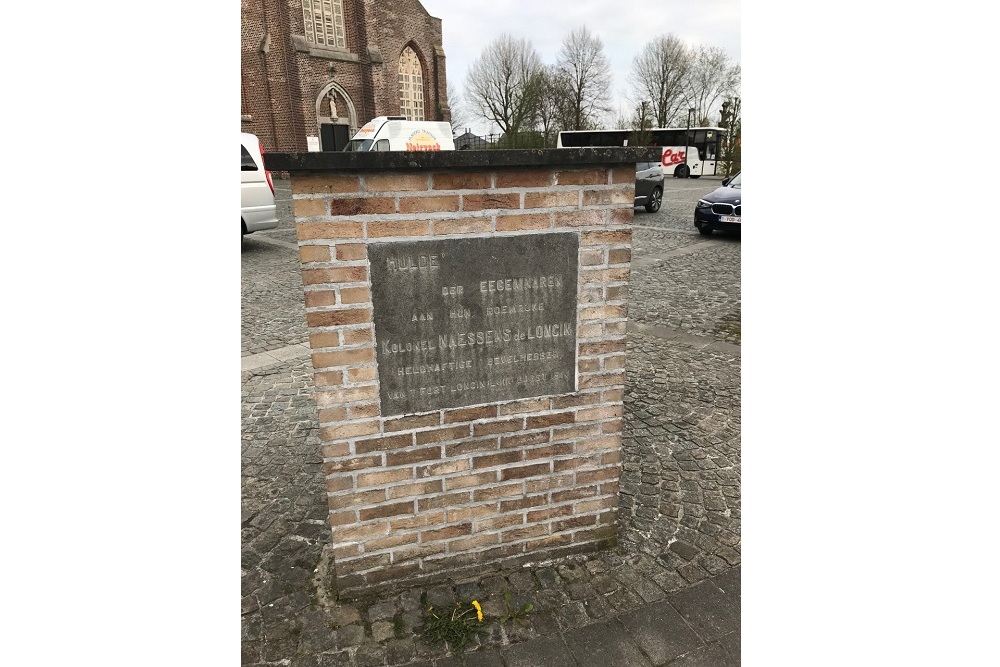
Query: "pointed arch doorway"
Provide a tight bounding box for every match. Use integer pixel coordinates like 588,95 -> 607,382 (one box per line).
315,82 -> 358,151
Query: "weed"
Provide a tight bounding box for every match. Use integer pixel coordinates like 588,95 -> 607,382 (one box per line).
498,590 -> 534,623
419,597 -> 486,664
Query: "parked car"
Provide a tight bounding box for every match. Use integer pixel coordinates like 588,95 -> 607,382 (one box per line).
693,171 -> 741,236
241,132 -> 278,237
634,160 -> 664,213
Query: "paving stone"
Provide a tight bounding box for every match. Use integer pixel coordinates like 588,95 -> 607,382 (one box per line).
563,618 -> 653,667
666,579 -> 740,644
385,637 -> 416,664
354,642 -> 387,667
435,647 -> 505,667
367,601 -> 398,623
500,635 -> 578,667
618,598 -> 704,665
666,641 -> 738,667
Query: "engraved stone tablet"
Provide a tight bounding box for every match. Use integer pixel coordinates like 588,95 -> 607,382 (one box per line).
369,233 -> 579,415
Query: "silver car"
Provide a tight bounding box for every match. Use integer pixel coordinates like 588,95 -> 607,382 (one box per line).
634,160 -> 664,213
241,132 -> 279,237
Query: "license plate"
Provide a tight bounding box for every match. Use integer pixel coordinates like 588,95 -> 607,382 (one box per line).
719,216 -> 740,223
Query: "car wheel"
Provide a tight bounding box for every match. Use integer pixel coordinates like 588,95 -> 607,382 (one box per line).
675,165 -> 690,178
696,222 -> 713,236
644,187 -> 662,213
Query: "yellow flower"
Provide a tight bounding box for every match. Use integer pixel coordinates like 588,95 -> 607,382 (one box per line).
471,599 -> 483,622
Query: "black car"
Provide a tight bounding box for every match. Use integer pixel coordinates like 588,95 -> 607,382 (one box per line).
694,172 -> 741,236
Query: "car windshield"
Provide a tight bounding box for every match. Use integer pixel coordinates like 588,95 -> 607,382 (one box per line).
727,173 -> 741,188
344,139 -> 373,152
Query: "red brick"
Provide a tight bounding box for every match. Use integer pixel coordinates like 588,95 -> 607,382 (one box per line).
335,243 -> 367,261
367,220 -> 431,238
317,406 -> 347,423
555,169 -> 606,185
445,437 -> 500,456
583,189 -> 633,206
306,308 -> 372,327
499,494 -> 548,512
421,523 -> 472,542
554,210 -> 605,227
392,510 -> 446,530
581,229 -> 632,246
340,287 -> 371,304
299,245 -> 331,263
445,471 -> 499,490
433,218 -> 492,235
365,173 -> 429,192
357,468 -> 414,487
432,172 -> 491,190
524,442 -> 574,460
609,248 -> 632,264
462,193 -> 520,210
304,290 -> 337,308
579,341 -> 626,356
416,424 -> 471,444
495,213 -> 551,232
473,483 -> 524,502
347,366 -> 377,382
320,420 -> 379,440
580,267 -> 630,285
385,413 -> 440,432
385,446 -> 442,466
302,267 -> 368,285
291,174 -> 360,194
494,170 -> 552,188
525,191 -> 579,209
328,198 -> 395,216
473,451 -> 523,469
418,491 -> 472,510
526,411 -> 575,429
387,479 -> 443,499
309,331 -> 340,349
293,198 -> 326,217
500,431 -> 550,449
355,433 -> 414,454
342,328 -> 374,345
297,222 -> 364,239
611,165 -> 635,184
576,405 -> 624,422
501,462 -> 551,481
444,405 -> 498,423
359,501 -> 416,521
398,195 -> 460,213
312,348 -> 374,368
473,418 -> 524,436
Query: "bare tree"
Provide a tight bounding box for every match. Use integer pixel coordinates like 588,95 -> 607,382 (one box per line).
446,81 -> 474,137
682,46 -> 741,126
627,34 -> 692,127
555,26 -> 613,130
535,65 -> 567,147
465,34 -> 544,139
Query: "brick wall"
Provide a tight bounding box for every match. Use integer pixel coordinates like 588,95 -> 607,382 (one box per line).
289,160 -> 635,595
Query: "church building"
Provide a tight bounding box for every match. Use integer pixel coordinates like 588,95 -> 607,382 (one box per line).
241,0 -> 450,152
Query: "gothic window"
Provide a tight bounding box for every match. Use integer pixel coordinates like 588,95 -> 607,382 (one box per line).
302,0 -> 346,49
398,47 -> 425,122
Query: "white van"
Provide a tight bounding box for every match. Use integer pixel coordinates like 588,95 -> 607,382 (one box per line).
241,132 -> 278,236
344,116 -> 455,152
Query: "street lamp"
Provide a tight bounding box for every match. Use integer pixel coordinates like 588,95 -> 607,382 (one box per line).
684,107 -> 695,178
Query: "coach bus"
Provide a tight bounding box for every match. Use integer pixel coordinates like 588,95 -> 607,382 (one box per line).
556,126 -> 724,179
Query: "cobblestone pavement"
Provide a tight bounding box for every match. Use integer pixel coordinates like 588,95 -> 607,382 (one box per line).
242,176 -> 740,666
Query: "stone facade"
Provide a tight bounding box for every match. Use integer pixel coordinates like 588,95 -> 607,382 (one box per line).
241,0 -> 450,152
266,148 -> 657,596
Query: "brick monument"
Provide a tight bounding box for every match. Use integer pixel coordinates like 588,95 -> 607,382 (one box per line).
263,148 -> 659,596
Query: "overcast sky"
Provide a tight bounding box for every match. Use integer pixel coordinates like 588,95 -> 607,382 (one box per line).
418,0 -> 741,135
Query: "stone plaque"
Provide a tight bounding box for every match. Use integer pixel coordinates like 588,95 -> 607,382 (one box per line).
369,233 -> 579,415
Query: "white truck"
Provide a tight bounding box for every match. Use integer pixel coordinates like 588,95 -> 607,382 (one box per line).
343,116 -> 455,152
